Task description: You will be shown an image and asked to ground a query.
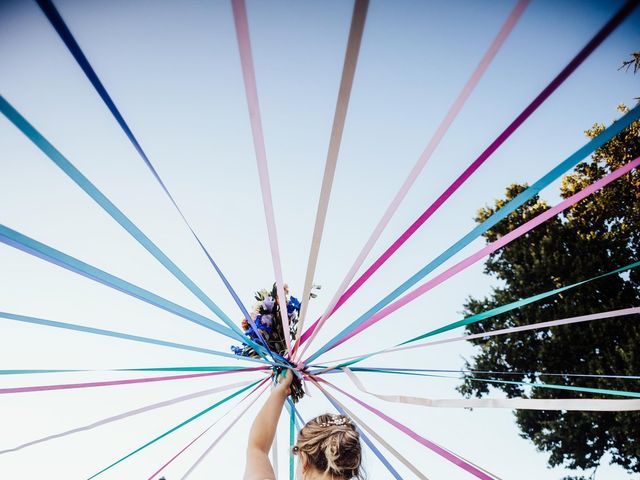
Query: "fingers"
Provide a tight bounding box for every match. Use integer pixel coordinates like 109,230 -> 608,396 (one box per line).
275,368 -> 294,388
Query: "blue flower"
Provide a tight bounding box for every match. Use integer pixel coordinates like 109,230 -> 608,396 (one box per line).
231,345 -> 245,356
287,296 -> 301,313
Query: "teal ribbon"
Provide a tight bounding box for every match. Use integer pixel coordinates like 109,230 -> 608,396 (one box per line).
335,259 -> 640,368
307,104 -> 640,363
87,379 -> 261,479
404,260 -> 640,344
289,401 -> 296,480
0,95 -> 272,360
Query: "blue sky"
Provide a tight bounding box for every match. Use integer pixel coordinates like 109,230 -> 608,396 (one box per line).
1,0 -> 639,478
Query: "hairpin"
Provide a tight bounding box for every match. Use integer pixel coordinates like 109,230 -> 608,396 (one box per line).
319,415 -> 350,428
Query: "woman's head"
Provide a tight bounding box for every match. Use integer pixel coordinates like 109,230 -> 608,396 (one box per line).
293,413 -> 363,479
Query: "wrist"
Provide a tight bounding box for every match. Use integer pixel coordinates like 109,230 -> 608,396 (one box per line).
274,386 -> 290,399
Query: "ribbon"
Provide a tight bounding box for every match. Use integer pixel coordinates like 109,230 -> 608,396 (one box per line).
316,383 -> 411,480
0,224 -> 273,356
0,369 -> 85,375
298,0 -> 530,356
0,96 -> 276,360
330,366 -> 640,381
87,379 -> 261,479
0,311 -> 268,365
180,382 -> 270,479
286,398 -> 305,430
0,367 -> 265,395
293,0 -> 370,358
308,152 -> 640,361
0,380 -> 251,455
344,367 -> 640,411
318,379 -> 504,480
289,399 -> 296,480
320,305 -> 640,369
346,367 -> 640,398
147,380 -> 269,480
317,377 -> 497,480
272,391 -> 280,479
231,0 -> 291,353
300,0 -> 639,350
33,0 -> 276,361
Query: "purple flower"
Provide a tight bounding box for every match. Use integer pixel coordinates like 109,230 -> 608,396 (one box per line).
261,314 -> 273,326
262,296 -> 275,312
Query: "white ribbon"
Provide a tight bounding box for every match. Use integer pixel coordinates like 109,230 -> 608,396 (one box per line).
344,368 -> 640,411
294,0 -> 369,358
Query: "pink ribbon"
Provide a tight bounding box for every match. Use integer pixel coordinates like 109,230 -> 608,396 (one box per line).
326,156 -> 640,352
322,307 -> 640,367
180,382 -> 270,479
147,379 -> 269,480
297,0 -> 530,355
0,380 -> 252,455
232,0 -> 291,353
318,377 -> 496,479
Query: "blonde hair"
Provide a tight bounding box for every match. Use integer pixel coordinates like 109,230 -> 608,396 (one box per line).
293,414 -> 363,479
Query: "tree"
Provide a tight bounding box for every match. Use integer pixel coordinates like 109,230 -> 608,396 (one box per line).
458,104 -> 640,478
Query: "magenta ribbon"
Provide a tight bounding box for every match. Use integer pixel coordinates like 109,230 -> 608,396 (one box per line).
319,377 -> 495,479
0,367 -> 266,395
322,155 -> 640,353
299,0 -> 639,346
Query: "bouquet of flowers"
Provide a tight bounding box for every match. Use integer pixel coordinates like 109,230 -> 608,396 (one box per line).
231,283 -> 319,402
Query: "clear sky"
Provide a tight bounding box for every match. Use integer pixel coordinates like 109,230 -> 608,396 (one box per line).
1,0 -> 639,479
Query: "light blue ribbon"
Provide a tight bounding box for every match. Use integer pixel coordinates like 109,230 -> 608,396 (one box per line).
307,105 -> 640,363
0,95 -> 273,360
324,391 -> 404,479
0,224 -> 268,353
0,311 -> 268,364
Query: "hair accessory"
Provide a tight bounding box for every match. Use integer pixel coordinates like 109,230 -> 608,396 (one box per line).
319,415 -> 351,428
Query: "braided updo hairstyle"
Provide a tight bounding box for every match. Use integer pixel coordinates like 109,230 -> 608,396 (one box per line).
293,414 -> 363,479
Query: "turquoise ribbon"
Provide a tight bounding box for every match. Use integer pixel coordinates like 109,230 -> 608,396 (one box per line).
332,260 -> 640,368
0,95 -> 273,360
306,105 -> 640,363
87,379 -> 261,479
0,311 -> 268,364
289,401 -> 296,480
404,259 -> 640,344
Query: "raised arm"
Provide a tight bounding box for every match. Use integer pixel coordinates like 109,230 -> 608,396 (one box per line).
244,369 -> 293,480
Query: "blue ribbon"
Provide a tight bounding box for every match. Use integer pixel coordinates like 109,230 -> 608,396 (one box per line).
0,224 -> 272,354
307,104 -> 640,363
324,394 -> 404,479
0,95 -> 276,360
34,0 -> 278,363
0,311 -> 268,364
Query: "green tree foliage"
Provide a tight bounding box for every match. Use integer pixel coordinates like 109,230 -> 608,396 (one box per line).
458,106 -> 640,477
